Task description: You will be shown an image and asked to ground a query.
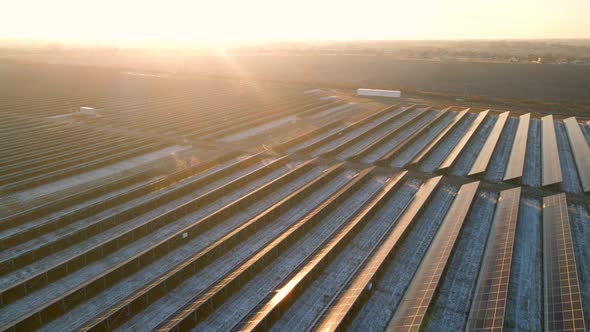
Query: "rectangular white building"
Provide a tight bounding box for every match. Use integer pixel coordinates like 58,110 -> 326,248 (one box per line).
79,107 -> 97,115
357,88 -> 401,98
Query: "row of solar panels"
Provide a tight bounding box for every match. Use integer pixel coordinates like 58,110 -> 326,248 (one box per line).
274,104 -> 590,192
0,149 -> 586,331
316,184 -> 585,332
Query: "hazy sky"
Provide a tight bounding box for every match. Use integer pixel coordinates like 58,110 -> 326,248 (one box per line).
2,0 -> 589,45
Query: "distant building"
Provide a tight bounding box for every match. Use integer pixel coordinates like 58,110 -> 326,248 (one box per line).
556,58 -> 569,64
357,88 -> 401,98
79,107 -> 97,116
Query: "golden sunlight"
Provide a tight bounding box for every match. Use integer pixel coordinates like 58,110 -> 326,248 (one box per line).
1,0 -> 589,45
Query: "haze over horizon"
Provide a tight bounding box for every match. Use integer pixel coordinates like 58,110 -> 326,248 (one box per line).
2,0 -> 590,47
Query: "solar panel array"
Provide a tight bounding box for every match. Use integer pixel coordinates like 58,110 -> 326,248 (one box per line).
387,181 -> 480,331
238,172 -> 423,332
439,110 -> 489,171
469,111 -> 510,176
467,187 -> 521,331
543,193 -> 586,332
504,113 -> 531,181
346,105 -> 427,163
2,66 -> 590,331
563,117 -> 590,192
378,107 -> 451,164
409,108 -> 470,166
542,115 -> 563,187
313,176 -> 444,332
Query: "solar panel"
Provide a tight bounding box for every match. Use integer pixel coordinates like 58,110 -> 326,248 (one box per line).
543,193 -> 586,332
468,111 -> 510,176
151,166 -> 377,332
313,176 -> 447,332
325,105 -> 418,156
439,110 -> 489,171
466,186 -> 521,331
541,115 -> 563,187
297,104 -> 404,154
349,106 -> 427,162
387,181 -> 480,331
237,170 -> 411,332
563,117 -> 590,192
377,107 -> 452,164
504,113 -> 531,181
409,108 -> 470,166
